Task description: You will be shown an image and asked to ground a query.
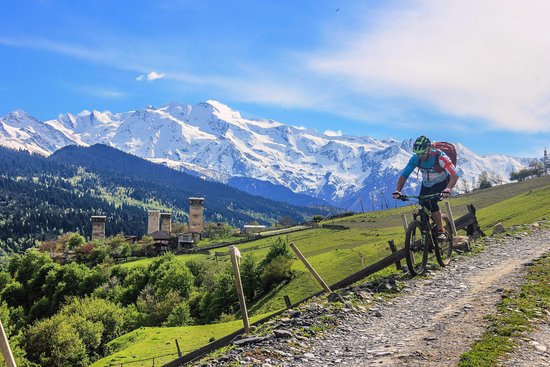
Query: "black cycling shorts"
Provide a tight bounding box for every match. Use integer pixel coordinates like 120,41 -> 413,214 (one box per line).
419,179 -> 448,213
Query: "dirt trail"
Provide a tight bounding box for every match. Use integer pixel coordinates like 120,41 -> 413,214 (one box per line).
291,229 -> 550,367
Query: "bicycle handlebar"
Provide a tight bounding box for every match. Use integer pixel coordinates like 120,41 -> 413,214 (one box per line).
397,193 -> 443,202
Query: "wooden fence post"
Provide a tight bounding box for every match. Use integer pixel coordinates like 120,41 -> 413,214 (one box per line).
0,319 -> 16,367
445,202 -> 458,236
175,339 -> 182,358
289,242 -> 332,293
284,295 -> 292,309
229,246 -> 250,333
388,240 -> 402,270
401,214 -> 409,234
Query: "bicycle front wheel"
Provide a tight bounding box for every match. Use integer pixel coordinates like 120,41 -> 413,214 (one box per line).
405,220 -> 429,276
435,216 -> 454,267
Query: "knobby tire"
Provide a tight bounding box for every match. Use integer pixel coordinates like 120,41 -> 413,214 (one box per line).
405,220 -> 429,275
435,216 -> 454,267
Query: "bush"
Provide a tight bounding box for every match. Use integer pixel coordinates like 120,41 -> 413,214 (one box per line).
240,254 -> 260,302
218,313 -> 236,323
255,237 -> 295,292
260,255 -> 293,290
61,296 -> 136,346
260,237 -> 292,269
197,266 -> 237,323
25,314 -> 92,367
313,215 -> 324,222
163,302 -> 191,327
136,286 -> 183,326
149,257 -> 194,299
479,180 -> 493,189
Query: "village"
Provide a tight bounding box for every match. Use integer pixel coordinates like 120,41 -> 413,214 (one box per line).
83,196 -> 316,261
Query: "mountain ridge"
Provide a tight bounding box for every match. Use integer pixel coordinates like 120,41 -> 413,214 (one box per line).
0,101 -> 531,209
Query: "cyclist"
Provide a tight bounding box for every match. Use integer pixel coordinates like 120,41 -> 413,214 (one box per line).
392,135 -> 458,242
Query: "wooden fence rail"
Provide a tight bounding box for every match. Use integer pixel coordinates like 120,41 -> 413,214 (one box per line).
454,204 -> 485,239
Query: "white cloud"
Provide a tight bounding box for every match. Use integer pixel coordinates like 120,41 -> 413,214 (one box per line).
308,0 -> 550,132
147,71 -> 165,81
136,71 -> 165,82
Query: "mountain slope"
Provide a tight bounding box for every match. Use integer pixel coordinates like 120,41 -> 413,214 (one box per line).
0,101 -> 531,209
0,146 -> 147,252
49,144 -> 329,225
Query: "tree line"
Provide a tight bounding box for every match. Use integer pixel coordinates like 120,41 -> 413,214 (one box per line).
0,234 -> 294,367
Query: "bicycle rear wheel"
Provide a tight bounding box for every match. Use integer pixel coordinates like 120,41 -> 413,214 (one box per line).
405,220 -> 429,275
435,216 -> 454,266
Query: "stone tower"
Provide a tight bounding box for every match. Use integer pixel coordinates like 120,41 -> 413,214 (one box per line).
189,197 -> 205,233
147,210 -> 160,234
160,212 -> 172,233
91,216 -> 106,241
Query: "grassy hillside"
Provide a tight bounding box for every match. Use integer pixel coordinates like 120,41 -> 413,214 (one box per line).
94,176 -> 550,367
89,314 -> 270,367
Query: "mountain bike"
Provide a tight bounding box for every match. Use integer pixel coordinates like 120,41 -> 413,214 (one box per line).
398,193 -> 454,275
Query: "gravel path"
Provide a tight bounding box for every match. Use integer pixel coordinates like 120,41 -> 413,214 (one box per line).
294,230 -> 550,367
195,228 -> 550,367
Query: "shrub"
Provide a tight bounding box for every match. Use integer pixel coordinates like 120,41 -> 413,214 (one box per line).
240,254 -> 260,302
260,237 -> 292,269
163,302 -> 192,327
25,314 -> 92,367
136,287 -> 182,326
260,255 -> 293,290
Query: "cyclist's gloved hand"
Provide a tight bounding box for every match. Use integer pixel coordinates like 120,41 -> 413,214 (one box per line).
392,191 -> 401,199
441,188 -> 451,198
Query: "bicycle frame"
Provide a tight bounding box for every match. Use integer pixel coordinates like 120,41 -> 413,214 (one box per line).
401,193 -> 441,232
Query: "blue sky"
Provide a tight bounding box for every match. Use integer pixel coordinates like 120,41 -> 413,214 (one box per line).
1,0 -> 549,158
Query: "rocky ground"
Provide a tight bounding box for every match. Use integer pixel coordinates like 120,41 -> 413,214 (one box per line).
192,224 -> 550,367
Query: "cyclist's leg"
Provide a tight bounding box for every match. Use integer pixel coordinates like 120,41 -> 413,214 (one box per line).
420,180 -> 447,231
432,210 -> 443,232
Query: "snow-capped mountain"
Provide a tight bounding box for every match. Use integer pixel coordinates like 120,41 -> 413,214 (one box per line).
0,101 -> 531,210
0,110 -> 76,155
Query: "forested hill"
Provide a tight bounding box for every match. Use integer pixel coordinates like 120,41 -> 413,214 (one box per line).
50,144 -> 328,224
0,145 -> 328,253
0,147 -> 146,253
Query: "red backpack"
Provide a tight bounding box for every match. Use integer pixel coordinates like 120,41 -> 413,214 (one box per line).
417,141 -> 457,173
432,142 -> 457,172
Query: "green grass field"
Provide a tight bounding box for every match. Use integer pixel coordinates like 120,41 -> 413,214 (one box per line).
90,314 -> 271,367
93,175 -> 550,367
